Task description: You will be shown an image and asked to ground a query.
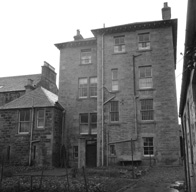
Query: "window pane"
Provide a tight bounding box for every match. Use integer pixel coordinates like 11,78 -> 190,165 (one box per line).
38,109 -> 44,118
111,101 -> 118,112
80,124 -> 89,134
143,137 -> 154,155
112,69 -> 118,80
90,77 -> 97,97
38,119 -> 44,127
139,78 -> 153,89
80,114 -> 88,123
79,78 -> 88,98
20,122 -> 30,133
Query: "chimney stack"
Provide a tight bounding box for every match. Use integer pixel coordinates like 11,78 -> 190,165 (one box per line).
73,29 -> 83,41
25,79 -> 35,93
162,2 -> 171,20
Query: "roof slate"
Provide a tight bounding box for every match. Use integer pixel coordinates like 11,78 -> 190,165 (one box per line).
0,87 -> 58,109
0,74 -> 41,92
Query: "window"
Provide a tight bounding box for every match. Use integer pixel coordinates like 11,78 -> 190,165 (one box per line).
90,113 -> 97,134
110,145 -> 116,155
139,66 -> 152,89
89,77 -> 97,97
79,78 -> 88,98
79,113 -> 97,134
81,49 -> 91,64
112,69 -> 119,91
80,113 -> 89,134
37,109 -> 45,128
18,109 -> 31,133
114,36 -> 125,53
143,137 -> 154,156
110,101 -> 119,122
73,146 -> 78,158
138,33 -> 150,50
140,99 -> 153,120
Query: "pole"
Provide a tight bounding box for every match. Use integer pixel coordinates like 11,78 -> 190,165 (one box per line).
131,138 -> 134,179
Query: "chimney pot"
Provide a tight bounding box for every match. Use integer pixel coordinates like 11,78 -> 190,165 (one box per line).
74,29 -> 83,41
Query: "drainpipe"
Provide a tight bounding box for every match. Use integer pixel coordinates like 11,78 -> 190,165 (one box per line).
132,54 -> 142,140
181,117 -> 188,192
29,98 -> 34,166
101,32 -> 105,166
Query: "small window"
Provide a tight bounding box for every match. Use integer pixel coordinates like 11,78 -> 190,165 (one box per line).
19,109 -> 31,133
37,109 -> 45,128
112,69 -> 119,91
140,99 -> 153,120
143,137 -> 154,156
138,33 -> 150,50
90,113 -> 97,134
114,36 -> 125,53
81,49 -> 92,64
110,101 -> 119,122
139,66 -> 152,89
79,78 -> 88,98
89,77 -> 97,97
110,145 -> 116,155
80,113 -> 89,134
73,146 -> 78,158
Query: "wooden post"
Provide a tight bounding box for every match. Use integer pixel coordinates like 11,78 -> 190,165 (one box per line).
82,166 -> 88,192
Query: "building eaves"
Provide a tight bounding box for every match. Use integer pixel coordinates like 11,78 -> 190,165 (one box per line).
0,87 -> 58,110
55,37 -> 96,50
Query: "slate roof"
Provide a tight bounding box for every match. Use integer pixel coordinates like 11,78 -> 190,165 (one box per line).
0,74 -> 41,92
0,87 -> 60,109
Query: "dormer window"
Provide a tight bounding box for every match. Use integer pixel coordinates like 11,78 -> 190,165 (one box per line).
114,36 -> 125,53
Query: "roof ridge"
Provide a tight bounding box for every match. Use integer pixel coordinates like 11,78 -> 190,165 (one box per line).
0,74 -> 40,79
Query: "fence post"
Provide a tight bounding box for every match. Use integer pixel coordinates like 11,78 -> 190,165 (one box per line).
82,166 -> 89,192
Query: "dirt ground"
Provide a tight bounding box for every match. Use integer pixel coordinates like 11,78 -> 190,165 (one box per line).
0,165 -> 185,192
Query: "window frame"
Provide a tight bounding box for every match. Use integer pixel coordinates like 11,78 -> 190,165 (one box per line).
80,49 -> 92,64
140,99 -> 154,121
79,113 -> 97,135
110,101 -> 119,122
36,109 -> 45,129
138,33 -> 150,50
139,66 -> 153,89
18,109 -> 31,134
112,69 -> 119,91
109,144 -> 116,156
143,137 -> 154,156
114,36 -> 125,53
78,78 -> 88,98
89,77 -> 97,97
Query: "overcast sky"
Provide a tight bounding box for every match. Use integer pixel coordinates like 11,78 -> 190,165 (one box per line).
0,0 -> 187,110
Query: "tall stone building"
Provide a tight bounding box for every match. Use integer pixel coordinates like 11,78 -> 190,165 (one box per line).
55,3 -> 180,167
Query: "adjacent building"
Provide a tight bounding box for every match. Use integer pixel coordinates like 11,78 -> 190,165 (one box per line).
179,0 -> 196,191
0,62 -> 63,167
55,3 -> 180,168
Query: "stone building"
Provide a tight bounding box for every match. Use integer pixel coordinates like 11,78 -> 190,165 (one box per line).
179,0 -> 196,191
0,62 -> 63,167
0,86 -> 63,166
0,61 -> 58,107
55,3 -> 180,167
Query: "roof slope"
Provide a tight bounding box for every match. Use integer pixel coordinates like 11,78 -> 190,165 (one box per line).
0,87 -> 59,109
0,74 -> 41,92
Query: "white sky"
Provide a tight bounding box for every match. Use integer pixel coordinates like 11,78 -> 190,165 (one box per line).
0,0 -> 187,111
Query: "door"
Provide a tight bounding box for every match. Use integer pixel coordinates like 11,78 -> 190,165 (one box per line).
86,140 -> 97,167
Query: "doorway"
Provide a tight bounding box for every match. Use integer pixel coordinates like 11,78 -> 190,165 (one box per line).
86,140 -> 97,167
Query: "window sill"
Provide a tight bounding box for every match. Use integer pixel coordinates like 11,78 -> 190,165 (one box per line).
112,52 -> 127,55
143,155 -> 155,158
136,48 -> 152,52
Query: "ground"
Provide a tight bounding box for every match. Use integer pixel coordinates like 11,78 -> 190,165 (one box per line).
0,165 -> 185,192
